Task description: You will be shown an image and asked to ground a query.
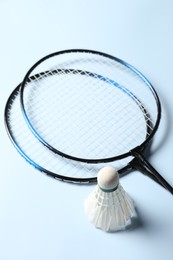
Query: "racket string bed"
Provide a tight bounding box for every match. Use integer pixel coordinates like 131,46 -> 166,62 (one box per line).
5,85 -> 135,180
22,68 -> 152,159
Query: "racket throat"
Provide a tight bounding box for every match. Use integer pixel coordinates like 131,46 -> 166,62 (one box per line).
130,148 -> 173,195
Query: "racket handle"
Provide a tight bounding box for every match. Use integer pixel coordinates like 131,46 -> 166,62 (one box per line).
131,150 -> 173,195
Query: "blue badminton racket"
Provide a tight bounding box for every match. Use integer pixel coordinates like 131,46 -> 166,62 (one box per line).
4,49 -> 173,194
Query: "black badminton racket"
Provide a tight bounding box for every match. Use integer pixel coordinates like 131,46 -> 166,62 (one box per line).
4,49 -> 173,194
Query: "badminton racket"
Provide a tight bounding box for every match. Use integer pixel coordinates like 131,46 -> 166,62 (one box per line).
4,49 -> 173,194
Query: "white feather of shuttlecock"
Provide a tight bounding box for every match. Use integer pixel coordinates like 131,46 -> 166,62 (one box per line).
84,167 -> 136,232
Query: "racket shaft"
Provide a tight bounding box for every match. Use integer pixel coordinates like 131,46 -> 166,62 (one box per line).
133,151 -> 173,195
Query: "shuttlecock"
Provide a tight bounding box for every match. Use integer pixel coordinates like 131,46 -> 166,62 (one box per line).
84,166 -> 136,232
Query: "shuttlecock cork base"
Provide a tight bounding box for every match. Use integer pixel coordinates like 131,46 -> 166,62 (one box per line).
84,166 -> 136,232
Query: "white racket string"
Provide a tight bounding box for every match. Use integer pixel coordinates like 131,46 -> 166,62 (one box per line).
22,67 -> 154,160
6,86 -> 133,181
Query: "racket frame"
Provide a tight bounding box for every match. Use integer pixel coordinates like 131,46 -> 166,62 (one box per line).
19,49 -> 162,163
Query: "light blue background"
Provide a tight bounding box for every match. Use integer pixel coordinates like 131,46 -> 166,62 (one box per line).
1,1 -> 173,259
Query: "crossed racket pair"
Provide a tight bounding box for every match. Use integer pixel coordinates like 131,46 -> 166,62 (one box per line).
4,49 -> 173,195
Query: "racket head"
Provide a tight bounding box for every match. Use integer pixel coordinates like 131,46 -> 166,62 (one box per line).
19,49 -> 161,163
4,83 -> 133,183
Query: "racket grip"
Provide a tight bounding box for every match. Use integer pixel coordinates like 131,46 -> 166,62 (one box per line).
131,150 -> 173,195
